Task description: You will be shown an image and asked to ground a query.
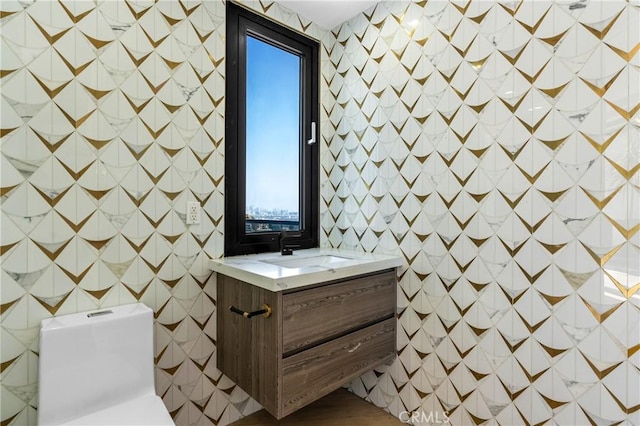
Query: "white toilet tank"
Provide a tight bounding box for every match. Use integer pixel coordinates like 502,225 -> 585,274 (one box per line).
38,303 -> 174,425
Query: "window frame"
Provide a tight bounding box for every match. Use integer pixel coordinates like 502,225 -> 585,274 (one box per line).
225,2 -> 319,256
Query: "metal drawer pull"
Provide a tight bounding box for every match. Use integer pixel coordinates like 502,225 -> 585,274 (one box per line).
348,342 -> 361,353
229,304 -> 272,319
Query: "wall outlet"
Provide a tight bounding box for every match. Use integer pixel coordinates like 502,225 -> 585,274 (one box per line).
186,202 -> 200,225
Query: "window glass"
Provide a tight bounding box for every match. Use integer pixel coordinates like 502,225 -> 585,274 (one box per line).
245,36 -> 300,233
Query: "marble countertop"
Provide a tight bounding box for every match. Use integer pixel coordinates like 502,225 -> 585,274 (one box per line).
208,248 -> 403,292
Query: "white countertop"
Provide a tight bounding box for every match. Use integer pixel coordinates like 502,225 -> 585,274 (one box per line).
209,248 -> 403,292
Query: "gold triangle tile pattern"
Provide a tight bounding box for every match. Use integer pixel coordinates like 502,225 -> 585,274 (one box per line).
0,0 -> 202,422
2,0 -> 639,425
0,1 -> 324,425
320,1 -> 639,426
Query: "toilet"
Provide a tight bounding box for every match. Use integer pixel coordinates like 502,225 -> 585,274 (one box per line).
38,303 -> 174,425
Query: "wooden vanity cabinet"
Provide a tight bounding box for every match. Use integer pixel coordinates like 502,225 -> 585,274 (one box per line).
217,269 -> 397,419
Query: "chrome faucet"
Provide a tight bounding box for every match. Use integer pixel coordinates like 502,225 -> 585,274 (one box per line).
279,230 -> 301,255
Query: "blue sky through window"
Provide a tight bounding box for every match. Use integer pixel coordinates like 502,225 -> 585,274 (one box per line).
246,36 -> 300,216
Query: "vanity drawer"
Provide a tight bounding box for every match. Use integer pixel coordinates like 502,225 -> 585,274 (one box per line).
282,270 -> 396,354
281,317 -> 395,417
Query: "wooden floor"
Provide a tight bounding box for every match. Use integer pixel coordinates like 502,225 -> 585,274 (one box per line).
230,389 -> 403,426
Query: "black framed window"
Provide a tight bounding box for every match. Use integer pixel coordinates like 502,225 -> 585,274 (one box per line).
225,2 -> 319,256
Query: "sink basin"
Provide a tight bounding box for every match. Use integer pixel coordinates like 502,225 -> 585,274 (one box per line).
261,255 -> 352,269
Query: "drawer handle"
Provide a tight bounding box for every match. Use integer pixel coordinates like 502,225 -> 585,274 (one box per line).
348,342 -> 361,353
229,304 -> 272,319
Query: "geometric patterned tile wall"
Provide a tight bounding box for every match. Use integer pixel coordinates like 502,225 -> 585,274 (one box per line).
2,0 -> 638,425
322,1 -> 639,425
0,1 -> 325,425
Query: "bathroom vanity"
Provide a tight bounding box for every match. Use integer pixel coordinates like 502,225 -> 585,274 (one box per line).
210,249 -> 402,419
